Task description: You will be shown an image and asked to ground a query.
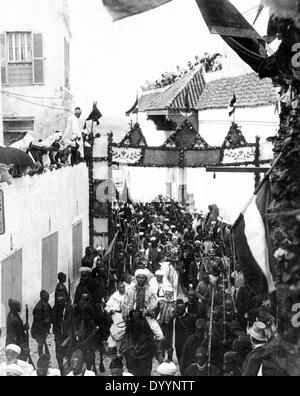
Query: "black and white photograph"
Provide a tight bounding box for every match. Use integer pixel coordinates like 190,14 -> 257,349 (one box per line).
0,0 -> 299,380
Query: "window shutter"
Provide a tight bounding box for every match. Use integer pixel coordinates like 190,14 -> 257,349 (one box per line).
64,37 -> 70,89
33,33 -> 44,84
0,33 -> 7,84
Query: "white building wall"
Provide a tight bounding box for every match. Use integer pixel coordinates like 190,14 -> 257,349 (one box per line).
0,164 -> 89,327
0,0 -> 73,140
184,105 -> 279,223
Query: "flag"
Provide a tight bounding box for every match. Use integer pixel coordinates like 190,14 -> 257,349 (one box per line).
125,95 -> 138,116
102,0 -> 172,21
253,2 -> 264,25
232,179 -> 276,295
120,181 -> 133,204
195,0 -> 268,73
103,231 -> 119,262
228,93 -> 237,117
86,102 -> 102,126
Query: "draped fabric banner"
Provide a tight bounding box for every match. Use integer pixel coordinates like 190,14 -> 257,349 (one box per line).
102,0 -> 172,21
195,0 -> 263,39
195,0 -> 268,72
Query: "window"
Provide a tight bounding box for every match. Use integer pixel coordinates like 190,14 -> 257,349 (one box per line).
3,118 -> 34,146
8,32 -> 32,63
0,32 -> 44,86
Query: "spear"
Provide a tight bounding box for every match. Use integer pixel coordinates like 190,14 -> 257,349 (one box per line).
223,274 -> 226,343
208,286 -> 215,377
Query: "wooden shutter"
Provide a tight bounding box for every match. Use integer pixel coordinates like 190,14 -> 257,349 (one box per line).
64,37 -> 70,89
33,33 -> 44,84
72,221 -> 83,277
1,250 -> 23,326
0,33 -> 7,84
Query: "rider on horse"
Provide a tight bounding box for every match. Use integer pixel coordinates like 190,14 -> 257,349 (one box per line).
122,269 -> 164,364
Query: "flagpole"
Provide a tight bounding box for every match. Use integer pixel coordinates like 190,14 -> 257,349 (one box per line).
254,152 -> 283,195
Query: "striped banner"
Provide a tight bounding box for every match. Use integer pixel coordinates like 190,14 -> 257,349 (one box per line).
232,179 -> 275,295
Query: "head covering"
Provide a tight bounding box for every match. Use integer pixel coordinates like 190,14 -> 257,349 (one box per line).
6,344 -> 21,356
122,372 -> 134,376
37,354 -> 50,369
157,362 -> 177,376
164,286 -> 174,293
4,364 -> 24,376
135,269 -> 149,280
247,322 -> 268,342
79,267 -> 92,274
150,237 -> 157,242
155,270 -> 165,277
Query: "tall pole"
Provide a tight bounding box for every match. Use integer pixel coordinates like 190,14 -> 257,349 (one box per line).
208,286 -> 215,377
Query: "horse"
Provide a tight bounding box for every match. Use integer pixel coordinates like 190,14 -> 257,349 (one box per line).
121,310 -> 156,377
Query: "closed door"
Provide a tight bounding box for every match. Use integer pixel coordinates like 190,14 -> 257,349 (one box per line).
73,221 -> 83,277
1,249 -> 22,326
42,233 -> 58,294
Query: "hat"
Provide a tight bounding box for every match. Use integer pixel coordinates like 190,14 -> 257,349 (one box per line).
4,364 -> 24,376
6,344 -> 21,356
157,362 -> 177,376
247,322 -> 268,342
155,270 -> 165,277
79,267 -> 92,274
165,286 -> 174,293
135,269 -> 149,280
122,372 -> 134,376
170,225 -> 176,229
150,237 -> 157,242
194,240 -> 201,245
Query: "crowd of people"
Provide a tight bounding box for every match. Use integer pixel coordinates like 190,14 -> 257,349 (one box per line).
8,107 -> 99,177
0,198 -> 288,376
142,53 -> 223,91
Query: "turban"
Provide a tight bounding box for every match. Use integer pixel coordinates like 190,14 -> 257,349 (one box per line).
155,270 -> 165,277
4,364 -> 24,376
79,267 -> 92,274
164,286 -> 174,293
6,344 -> 21,356
135,269 -> 149,279
157,362 -> 177,376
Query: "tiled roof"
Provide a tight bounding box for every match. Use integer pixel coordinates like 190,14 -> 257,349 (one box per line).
197,73 -> 277,111
138,92 -> 161,112
139,67 -> 205,112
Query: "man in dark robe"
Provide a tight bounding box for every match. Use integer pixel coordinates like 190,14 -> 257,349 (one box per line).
6,299 -> 28,361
